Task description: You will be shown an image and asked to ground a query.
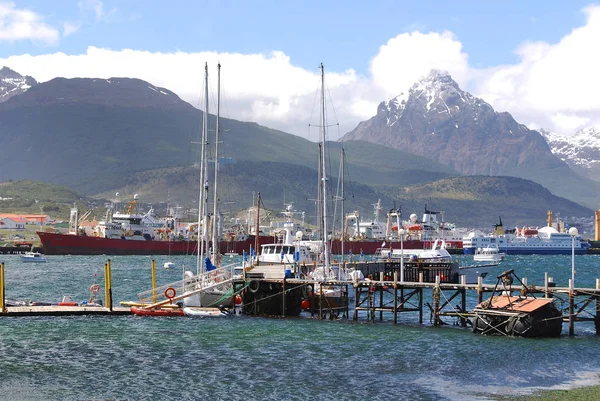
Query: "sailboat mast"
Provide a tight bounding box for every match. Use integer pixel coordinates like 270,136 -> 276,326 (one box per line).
197,62 -> 209,275
341,148 -> 345,262
212,62 -> 221,264
319,63 -> 330,268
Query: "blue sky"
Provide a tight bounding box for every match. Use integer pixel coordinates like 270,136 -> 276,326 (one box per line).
1,1 -> 600,139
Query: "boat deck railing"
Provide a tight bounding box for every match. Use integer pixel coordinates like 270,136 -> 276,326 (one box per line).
137,262 -> 236,305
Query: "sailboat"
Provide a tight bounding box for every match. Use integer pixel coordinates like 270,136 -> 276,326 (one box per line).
183,62 -> 235,317
306,64 -> 350,315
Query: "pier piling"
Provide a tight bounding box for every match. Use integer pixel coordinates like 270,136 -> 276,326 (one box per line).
1,262 -> 5,314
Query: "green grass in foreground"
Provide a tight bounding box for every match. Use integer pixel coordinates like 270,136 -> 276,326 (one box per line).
494,385 -> 600,400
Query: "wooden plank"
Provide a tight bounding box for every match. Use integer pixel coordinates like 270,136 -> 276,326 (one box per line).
1,306 -> 131,317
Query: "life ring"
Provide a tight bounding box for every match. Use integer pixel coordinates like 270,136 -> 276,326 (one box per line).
248,280 -> 260,293
164,287 -> 177,299
89,284 -> 100,293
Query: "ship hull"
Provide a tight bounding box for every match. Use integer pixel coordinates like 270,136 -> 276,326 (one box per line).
464,246 -> 588,255
37,231 -> 274,256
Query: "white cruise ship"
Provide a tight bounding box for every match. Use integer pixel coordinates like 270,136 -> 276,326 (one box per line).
463,225 -> 589,255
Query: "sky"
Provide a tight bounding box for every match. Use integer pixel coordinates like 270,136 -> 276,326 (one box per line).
1,0 -> 599,141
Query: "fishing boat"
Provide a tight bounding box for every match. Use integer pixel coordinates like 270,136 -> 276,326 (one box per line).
458,263 -> 496,284
472,269 -> 563,337
375,240 -> 491,284
473,244 -> 505,263
37,198 -> 273,256
21,251 -> 46,263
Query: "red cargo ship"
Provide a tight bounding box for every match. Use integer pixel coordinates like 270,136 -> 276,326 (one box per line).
37,231 -> 274,256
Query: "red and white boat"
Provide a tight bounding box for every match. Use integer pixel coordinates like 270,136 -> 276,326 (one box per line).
37,197 -> 274,255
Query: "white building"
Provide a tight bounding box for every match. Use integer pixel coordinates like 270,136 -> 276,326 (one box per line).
0,216 -> 26,229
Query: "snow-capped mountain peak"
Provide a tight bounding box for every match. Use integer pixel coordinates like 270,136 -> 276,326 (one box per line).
540,126 -> 600,175
0,67 -> 38,103
377,69 -> 494,129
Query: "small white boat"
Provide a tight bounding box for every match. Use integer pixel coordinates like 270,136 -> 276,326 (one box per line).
21,251 -> 47,263
224,252 -> 239,257
164,261 -> 176,269
183,306 -> 232,318
459,263 -> 497,284
473,244 -> 505,263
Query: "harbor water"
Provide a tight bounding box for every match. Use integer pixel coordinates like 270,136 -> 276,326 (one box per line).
1,253 -> 600,400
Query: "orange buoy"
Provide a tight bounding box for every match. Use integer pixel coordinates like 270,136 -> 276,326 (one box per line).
235,294 -> 242,305
301,299 -> 311,310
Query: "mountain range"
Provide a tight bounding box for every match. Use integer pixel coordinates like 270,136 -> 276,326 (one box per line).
540,127 -> 600,183
0,67 -> 596,229
341,70 -> 600,209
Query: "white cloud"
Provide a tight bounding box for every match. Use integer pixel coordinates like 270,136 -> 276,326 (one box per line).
78,0 -> 117,22
63,22 -> 80,37
370,31 -> 470,100
0,47 -> 359,140
550,113 -> 590,133
2,6 -> 600,139
473,5 -> 600,135
0,1 -> 59,44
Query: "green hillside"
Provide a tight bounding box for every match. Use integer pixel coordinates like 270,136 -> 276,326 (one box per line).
0,180 -> 95,217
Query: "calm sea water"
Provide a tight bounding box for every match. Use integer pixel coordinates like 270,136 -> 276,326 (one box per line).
1,253 -> 600,401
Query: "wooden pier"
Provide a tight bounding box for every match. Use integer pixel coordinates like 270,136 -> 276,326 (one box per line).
1,259 -> 600,337
238,264 -> 600,336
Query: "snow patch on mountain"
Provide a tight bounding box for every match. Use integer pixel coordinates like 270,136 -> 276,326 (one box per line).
0,67 -> 37,103
541,127 -> 600,169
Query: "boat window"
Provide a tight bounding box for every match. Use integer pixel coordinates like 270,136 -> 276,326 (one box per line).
275,246 -> 282,254
283,246 -> 291,254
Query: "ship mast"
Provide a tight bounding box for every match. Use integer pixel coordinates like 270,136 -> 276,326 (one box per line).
211,62 -> 221,265
319,63 -> 330,268
197,62 -> 209,275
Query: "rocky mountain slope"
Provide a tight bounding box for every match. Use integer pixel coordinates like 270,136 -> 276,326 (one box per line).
541,127 -> 600,182
0,66 -> 37,103
341,70 -> 600,208
0,72 -> 454,215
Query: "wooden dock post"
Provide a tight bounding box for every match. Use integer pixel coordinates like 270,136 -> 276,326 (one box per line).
393,271 -> 398,324
151,259 -> 157,303
353,285 -> 359,321
104,262 -> 109,308
460,274 -> 467,327
319,288 -> 323,320
477,276 -> 483,304
282,277 -> 286,317
432,275 -> 441,326
379,272 -> 384,321
107,259 -> 113,312
569,278 -> 575,336
596,279 -> 600,335
0,262 -> 5,314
